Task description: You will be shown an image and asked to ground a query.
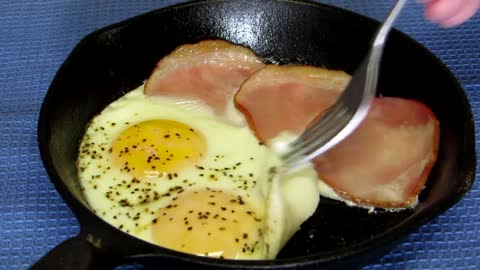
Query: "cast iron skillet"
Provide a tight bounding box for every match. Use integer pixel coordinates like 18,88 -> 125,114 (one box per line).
33,0 -> 476,269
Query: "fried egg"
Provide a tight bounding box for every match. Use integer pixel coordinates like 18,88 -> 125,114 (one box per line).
77,84 -> 320,259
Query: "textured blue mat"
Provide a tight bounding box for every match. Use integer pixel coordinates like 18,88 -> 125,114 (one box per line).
0,0 -> 478,269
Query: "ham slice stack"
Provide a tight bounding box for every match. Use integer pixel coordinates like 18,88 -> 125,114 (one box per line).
145,39 -> 440,209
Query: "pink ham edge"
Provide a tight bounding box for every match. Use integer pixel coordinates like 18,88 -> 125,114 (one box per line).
145,39 -> 265,117
313,97 -> 440,208
235,65 -> 440,209
234,65 -> 351,142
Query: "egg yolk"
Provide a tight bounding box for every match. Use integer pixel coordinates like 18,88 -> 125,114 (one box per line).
152,189 -> 265,259
111,120 -> 206,180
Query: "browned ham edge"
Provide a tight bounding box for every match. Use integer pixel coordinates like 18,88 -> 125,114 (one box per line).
313,98 -> 440,209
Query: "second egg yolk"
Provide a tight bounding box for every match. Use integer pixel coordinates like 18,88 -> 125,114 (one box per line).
151,189 -> 265,259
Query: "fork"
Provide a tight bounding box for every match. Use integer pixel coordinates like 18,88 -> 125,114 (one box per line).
281,0 -> 408,172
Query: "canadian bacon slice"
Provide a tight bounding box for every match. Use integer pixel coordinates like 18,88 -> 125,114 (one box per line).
145,39 -> 265,122
313,97 -> 439,208
234,65 -> 351,142
235,64 -> 439,209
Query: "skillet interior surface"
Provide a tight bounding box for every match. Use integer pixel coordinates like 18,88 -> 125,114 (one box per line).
38,0 -> 476,268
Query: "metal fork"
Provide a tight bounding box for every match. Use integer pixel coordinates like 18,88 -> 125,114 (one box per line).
281,0 -> 408,172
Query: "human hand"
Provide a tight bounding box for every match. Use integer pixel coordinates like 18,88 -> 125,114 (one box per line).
421,0 -> 480,27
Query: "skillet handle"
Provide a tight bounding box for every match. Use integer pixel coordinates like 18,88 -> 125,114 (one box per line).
29,235 -> 116,270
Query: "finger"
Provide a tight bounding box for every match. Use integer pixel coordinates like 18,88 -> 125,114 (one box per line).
438,0 -> 480,27
424,0 -> 465,22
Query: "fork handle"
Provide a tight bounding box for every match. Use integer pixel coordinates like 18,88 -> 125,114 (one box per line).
373,0 -> 408,48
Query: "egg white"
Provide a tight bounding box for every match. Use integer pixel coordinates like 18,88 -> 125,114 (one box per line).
77,84 -> 321,259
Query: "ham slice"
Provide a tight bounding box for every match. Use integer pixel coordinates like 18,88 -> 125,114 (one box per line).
145,39 -> 265,122
235,65 -> 439,209
234,65 -> 351,142
313,97 -> 439,208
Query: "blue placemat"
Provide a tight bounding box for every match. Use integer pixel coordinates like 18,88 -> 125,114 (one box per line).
0,1 -> 478,269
